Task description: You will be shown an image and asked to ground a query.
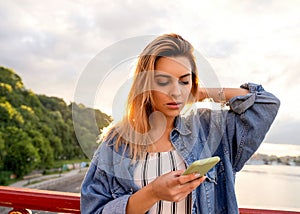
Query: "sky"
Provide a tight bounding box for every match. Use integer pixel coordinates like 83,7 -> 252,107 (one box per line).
0,0 -> 300,146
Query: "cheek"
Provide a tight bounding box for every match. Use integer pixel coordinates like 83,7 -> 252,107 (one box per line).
182,85 -> 192,99
152,91 -> 168,101
152,84 -> 169,95
151,92 -> 166,110
152,91 -> 167,103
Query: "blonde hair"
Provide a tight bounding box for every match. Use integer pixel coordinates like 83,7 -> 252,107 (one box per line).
104,33 -> 199,160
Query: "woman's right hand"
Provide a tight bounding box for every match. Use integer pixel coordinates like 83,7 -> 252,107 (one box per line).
149,169 -> 206,202
126,169 -> 206,213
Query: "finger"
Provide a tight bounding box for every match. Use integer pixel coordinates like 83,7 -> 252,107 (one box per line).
178,173 -> 203,184
171,169 -> 186,176
190,175 -> 206,185
179,176 -> 206,194
199,176 -> 206,183
188,175 -> 206,186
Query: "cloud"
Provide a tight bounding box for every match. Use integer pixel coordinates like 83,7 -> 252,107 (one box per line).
201,40 -> 239,58
281,62 -> 300,89
0,0 -> 300,146
266,119 -> 300,145
0,1 -> 168,101
90,1 -> 166,39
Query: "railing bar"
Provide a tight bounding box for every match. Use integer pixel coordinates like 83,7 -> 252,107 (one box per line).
0,186 -> 80,213
1,186 -> 300,214
239,208 -> 300,214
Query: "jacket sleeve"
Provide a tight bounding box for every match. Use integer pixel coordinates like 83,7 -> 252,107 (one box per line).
226,83 -> 280,172
80,143 -> 131,214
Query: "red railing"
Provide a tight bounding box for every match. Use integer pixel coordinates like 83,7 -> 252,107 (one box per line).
0,186 -> 299,214
0,186 -> 80,213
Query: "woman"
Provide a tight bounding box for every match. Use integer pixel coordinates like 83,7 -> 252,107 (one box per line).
81,33 -> 280,213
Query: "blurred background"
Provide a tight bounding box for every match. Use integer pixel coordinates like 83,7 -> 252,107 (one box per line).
0,0 -> 299,211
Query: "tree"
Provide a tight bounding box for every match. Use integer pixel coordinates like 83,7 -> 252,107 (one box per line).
0,131 -> 5,169
26,128 -> 54,169
0,101 -> 24,126
5,141 -> 40,177
2,127 -> 40,177
0,66 -> 24,89
0,83 -> 12,96
0,66 -> 113,180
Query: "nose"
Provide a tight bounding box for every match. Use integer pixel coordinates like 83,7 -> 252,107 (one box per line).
169,82 -> 181,98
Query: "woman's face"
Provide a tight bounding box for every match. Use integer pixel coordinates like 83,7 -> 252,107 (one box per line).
152,56 -> 193,119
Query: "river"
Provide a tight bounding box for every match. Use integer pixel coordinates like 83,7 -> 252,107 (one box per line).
236,164 -> 300,212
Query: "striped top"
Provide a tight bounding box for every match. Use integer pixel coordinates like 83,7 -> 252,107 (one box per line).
134,150 -> 192,214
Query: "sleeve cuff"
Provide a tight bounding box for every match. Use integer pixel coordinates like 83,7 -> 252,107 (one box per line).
240,82 -> 264,93
102,195 -> 131,214
228,83 -> 263,114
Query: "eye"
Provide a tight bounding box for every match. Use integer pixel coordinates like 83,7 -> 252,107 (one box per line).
155,77 -> 170,86
157,81 -> 169,86
179,80 -> 190,85
179,76 -> 191,85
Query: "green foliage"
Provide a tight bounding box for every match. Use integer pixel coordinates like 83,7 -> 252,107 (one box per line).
0,101 -> 24,125
0,66 -> 112,181
72,102 -> 112,158
0,82 -> 13,96
1,126 -> 40,177
0,171 -> 13,186
0,66 -> 24,89
26,128 -> 54,168
5,141 -> 40,177
0,132 -> 5,169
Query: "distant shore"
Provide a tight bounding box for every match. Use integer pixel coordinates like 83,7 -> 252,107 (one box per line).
256,143 -> 300,157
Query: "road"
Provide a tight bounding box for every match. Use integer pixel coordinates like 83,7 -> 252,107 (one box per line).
10,168 -> 87,193
45,170 -> 85,193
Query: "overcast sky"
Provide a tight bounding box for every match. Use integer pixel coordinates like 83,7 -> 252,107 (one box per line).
0,0 -> 299,145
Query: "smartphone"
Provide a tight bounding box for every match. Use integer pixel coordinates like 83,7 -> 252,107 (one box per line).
182,156 -> 220,176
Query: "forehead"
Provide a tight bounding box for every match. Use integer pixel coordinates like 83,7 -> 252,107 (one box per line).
155,56 -> 192,77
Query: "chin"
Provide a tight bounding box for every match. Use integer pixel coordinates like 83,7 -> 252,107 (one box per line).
164,111 -> 181,118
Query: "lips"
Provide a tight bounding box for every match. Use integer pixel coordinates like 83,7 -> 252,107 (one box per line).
166,102 -> 183,109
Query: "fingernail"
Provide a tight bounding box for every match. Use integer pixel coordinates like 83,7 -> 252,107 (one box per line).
194,173 -> 202,178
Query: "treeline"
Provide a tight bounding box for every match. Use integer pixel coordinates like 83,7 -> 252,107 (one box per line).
0,66 -> 112,184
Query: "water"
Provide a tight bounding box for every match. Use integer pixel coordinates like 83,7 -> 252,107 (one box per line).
236,164 -> 300,211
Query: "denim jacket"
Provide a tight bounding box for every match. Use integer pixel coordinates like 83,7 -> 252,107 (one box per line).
81,83 -> 280,214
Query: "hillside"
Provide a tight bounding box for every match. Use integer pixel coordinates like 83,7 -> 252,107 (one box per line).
0,66 -> 112,183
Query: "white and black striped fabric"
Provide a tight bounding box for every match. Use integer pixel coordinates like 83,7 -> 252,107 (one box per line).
134,150 -> 192,214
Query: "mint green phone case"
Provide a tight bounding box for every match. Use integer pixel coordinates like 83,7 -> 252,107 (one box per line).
182,156 -> 220,176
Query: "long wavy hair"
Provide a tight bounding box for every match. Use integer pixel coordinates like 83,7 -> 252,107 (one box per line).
104,33 -> 199,160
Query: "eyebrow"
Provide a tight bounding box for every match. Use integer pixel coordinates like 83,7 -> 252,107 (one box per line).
154,73 -> 191,79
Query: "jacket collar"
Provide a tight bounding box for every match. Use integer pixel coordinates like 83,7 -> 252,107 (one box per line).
173,116 -> 192,136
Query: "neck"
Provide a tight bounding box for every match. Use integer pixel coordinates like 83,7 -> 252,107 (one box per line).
149,113 -> 175,132
147,113 -> 176,153
165,116 -> 176,130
